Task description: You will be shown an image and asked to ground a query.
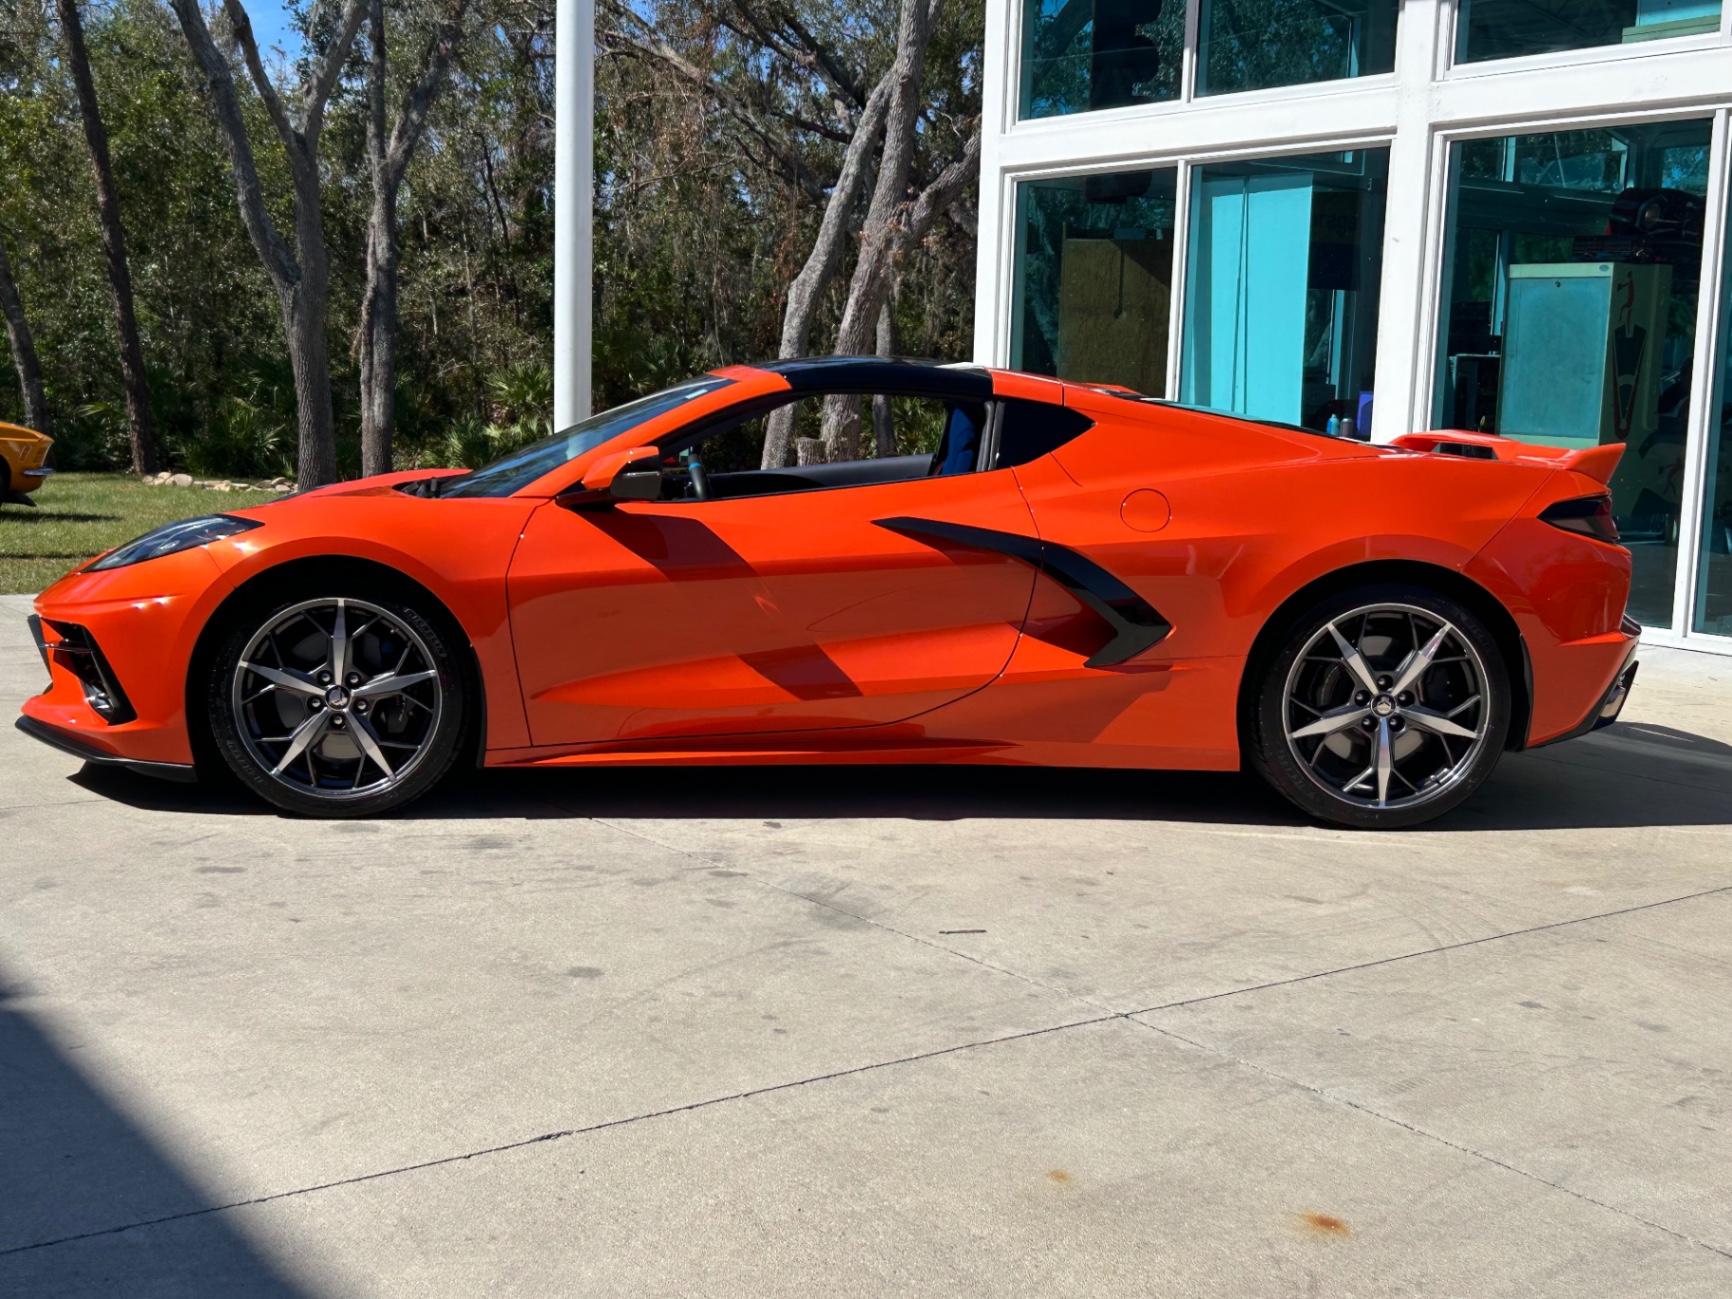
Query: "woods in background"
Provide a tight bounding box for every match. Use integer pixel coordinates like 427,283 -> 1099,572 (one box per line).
0,0 -> 982,484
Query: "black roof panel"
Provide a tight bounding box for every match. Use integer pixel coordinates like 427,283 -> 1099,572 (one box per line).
758,356 -> 993,400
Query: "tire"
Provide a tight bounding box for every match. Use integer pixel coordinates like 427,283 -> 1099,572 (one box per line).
207,585 -> 468,817
1246,583 -> 1511,830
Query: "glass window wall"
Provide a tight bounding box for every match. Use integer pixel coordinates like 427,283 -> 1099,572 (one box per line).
1197,1 -> 1399,97
1455,1 -> 1722,66
1019,0 -> 1183,120
1010,169 -> 1180,395
1694,179 -> 1732,637
1432,121 -> 1713,628
1180,149 -> 1388,435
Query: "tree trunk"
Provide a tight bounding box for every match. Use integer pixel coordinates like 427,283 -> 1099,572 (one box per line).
871,298 -> 895,457
357,0 -> 467,477
286,155 -> 339,487
170,0 -> 369,487
0,234 -> 50,435
281,209 -> 338,483
359,216 -> 398,476
820,0 -> 936,462
821,127 -> 979,461
760,76 -> 892,469
283,281 -> 338,487
359,0 -> 395,477
57,0 -> 156,474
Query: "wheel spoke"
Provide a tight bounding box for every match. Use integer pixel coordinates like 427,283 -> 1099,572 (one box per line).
350,713 -> 396,780
328,599 -> 350,682
1291,705 -> 1370,739
353,669 -> 437,700
1327,622 -> 1380,694
1374,718 -> 1394,807
1447,694 -> 1482,718
1404,706 -> 1478,740
272,710 -> 329,775
241,662 -> 323,697
1392,625 -> 1450,696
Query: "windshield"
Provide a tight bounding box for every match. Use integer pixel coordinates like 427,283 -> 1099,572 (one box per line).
438,375 -> 736,498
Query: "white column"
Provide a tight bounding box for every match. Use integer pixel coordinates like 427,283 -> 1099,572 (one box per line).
554,0 -> 594,428
1671,107 -> 1730,639
970,0 -> 1016,366
1366,0 -> 1446,442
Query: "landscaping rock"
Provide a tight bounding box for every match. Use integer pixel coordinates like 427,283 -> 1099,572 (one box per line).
170,473 -> 194,487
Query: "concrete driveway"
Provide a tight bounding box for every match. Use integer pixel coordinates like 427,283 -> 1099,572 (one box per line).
2,591 -> 1730,1296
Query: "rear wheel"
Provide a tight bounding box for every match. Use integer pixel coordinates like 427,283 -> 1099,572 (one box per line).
1247,584 -> 1510,829
208,591 -> 466,817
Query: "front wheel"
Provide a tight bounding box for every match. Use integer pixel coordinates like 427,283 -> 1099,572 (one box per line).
1247,584 -> 1511,829
208,591 -> 467,817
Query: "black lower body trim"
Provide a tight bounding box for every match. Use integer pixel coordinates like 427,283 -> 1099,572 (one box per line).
15,715 -> 198,782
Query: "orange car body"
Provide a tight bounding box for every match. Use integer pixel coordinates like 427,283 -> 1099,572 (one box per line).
0,421 -> 54,501
20,363 -> 1637,782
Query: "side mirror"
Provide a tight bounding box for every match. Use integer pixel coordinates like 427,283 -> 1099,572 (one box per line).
559,446 -> 663,507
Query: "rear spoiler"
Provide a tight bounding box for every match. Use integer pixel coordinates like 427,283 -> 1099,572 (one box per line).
1390,430 -> 1622,486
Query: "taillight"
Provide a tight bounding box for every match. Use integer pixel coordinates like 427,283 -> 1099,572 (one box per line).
1539,495 -> 1620,545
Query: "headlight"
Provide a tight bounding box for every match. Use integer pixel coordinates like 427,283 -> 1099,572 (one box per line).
87,515 -> 264,571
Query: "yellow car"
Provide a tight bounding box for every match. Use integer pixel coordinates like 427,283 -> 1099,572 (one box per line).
1,420 -> 54,507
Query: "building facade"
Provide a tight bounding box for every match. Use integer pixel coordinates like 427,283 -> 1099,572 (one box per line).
972,0 -> 1732,652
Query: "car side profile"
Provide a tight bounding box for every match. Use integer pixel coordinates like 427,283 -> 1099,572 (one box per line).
17,358 -> 1639,828
0,420 -> 54,506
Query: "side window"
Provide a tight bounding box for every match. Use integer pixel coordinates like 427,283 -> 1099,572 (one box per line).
657,391 -> 990,501
993,399 -> 1094,469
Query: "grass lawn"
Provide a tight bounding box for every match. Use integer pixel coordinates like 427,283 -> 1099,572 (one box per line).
0,473 -> 280,595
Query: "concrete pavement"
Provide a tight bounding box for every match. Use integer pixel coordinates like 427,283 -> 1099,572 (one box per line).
2,592 -> 1729,1295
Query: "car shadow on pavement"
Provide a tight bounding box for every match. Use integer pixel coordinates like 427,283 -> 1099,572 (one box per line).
66,722 -> 1732,832
0,972 -> 310,1296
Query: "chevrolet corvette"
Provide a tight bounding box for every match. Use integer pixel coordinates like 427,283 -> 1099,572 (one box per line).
17,357 -> 1639,827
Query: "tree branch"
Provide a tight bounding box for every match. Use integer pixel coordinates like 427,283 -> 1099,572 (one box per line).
602,28 -> 831,204
385,0 -> 471,187
169,0 -> 297,287
896,126 -> 979,252
220,0 -> 296,149
303,0 -> 372,144
776,72 -> 890,358
722,0 -> 866,109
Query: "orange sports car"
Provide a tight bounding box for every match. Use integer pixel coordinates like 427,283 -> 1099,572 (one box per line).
17,358 -> 1639,827
1,420 -> 54,506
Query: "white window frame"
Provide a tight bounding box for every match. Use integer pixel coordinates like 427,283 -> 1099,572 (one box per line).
975,0 -> 1732,651
1415,107 -> 1729,645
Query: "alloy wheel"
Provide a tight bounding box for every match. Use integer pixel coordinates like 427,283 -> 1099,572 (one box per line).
1281,602 -> 1491,813
230,598 -> 444,801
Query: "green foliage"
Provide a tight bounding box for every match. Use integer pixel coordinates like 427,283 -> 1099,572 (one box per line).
0,0 -> 983,479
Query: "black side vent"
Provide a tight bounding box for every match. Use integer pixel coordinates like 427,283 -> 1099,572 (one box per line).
872,517 -> 1172,667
